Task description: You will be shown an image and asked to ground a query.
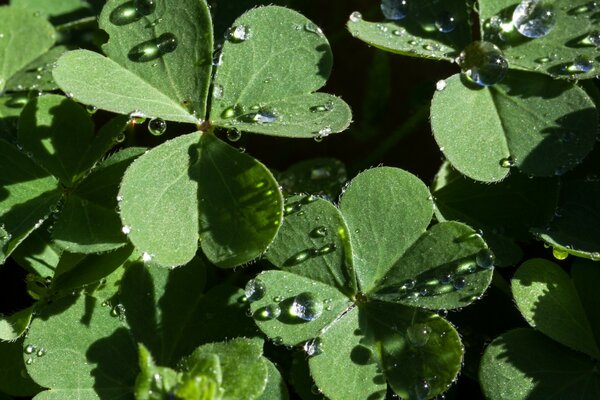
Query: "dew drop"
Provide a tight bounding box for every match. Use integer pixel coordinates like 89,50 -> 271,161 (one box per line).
249,111 -> 277,124
310,226 -> 328,238
142,252 -> 153,262
457,41 -> 508,86
440,273 -> 453,284
86,105 -> 98,114
273,296 -> 283,303
121,225 -> 131,235
452,277 -> 467,290
25,358 -> 33,365
221,107 -> 236,119
401,279 -> 416,290
213,84 -> 223,99
349,11 -> 363,22
272,336 -> 284,346
289,292 -> 323,321
227,130 -> 242,142
36,348 -> 46,357
414,379 -> 431,400
436,80 -> 447,91
317,243 -> 337,255
128,33 -> 178,62
115,133 -> 126,143
110,304 -> 126,320
476,248 -> 495,269
435,12 -> 456,33
406,323 -> 432,347
500,157 -> 515,168
227,25 -> 251,42
304,22 -> 323,36
381,0 -> 408,21
303,337 -> 323,356
129,110 -> 146,124
568,55 -> 594,73
512,0 -> 556,38
148,118 -> 167,136
256,304 -> 281,320
134,0 -> 156,16
24,344 -> 36,354
552,247 -> 569,260
245,278 -> 266,302
583,31 -> 600,47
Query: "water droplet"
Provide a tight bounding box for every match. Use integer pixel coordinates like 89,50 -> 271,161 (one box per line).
86,105 -> 97,114
110,3 -> 141,25
435,12 -> 456,33
121,225 -> 131,235
221,107 -> 236,119
25,358 -> 33,365
512,0 -> 556,38
568,55 -> 594,73
226,130 -> 242,142
245,278 -> 266,302
552,247 -> 569,260
110,304 -> 126,320
401,279 -> 416,290
303,337 -> 323,356
414,379 -> 431,400
115,133 -> 126,143
256,304 -> 281,320
273,296 -> 283,303
272,336 -> 284,346
500,157 -> 515,168
304,22 -> 323,36
128,33 -> 178,62
582,31 -> 600,47
248,111 -> 277,124
381,0 -> 408,21
349,11 -> 363,22
318,243 -> 337,255
36,348 -> 46,357
24,344 -> 36,354
141,252 -> 153,263
310,226 -> 328,238
135,0 -> 156,16
289,292 -> 323,321
476,248 -> 495,269
227,25 -> 251,42
213,84 -> 223,99
440,273 -> 453,284
436,80 -> 447,91
457,41 -> 508,86
148,117 -> 167,136
452,277 -> 467,290
129,110 -> 146,124
392,28 -> 406,36
406,323 -> 432,347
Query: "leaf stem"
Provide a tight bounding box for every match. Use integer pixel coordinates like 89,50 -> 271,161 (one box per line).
55,16 -> 98,32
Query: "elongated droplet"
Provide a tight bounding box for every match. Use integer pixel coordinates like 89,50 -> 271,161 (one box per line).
289,292 -> 323,321
401,279 -> 416,290
135,0 -> 156,16
406,323 -> 432,347
457,41 -> 508,86
245,278 -> 266,302
512,0 -> 555,38
476,248 -> 495,269
128,33 -> 178,62
256,304 -> 281,320
249,111 -> 277,124
148,118 -> 166,136
568,55 -> 594,73
310,226 -> 328,238
381,0 -> 408,21
435,12 -> 456,33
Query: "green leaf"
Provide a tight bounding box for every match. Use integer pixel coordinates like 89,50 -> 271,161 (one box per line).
572,259 -> 600,346
535,179 -> 600,260
266,195 -> 356,294
192,133 -> 283,267
431,72 -> 598,182
365,302 -> 463,400
0,139 -> 61,263
479,0 -> 600,80
431,161 -> 559,266
18,95 -> 95,186
53,147 -> 145,253
6,46 -> 69,93
512,258 -> 600,358
258,359 -> 289,400
346,0 -> 471,61
182,338 -> 268,400
11,224 -> 61,277
0,307 -> 33,341
0,93 -> 27,140
210,6 -> 352,138
278,158 -> 347,199
0,6 -> 56,92
10,0 -> 94,20
135,344 -> 181,400
25,295 -> 139,399
0,338 -> 41,397
373,222 -> 493,310
309,307 -> 386,400
479,328 -> 600,400
339,167 -> 433,292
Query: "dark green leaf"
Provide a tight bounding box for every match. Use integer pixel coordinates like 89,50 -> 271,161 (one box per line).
431,72 -> 597,181
6,46 -> 69,92
0,338 -> 41,397
11,224 -> 61,277
480,328 -> 600,400
0,307 -> 33,341
210,6 -> 352,138
512,258 -> 600,358
347,0 -> 471,61
278,158 -> 347,199
258,359 -> 289,400
339,167 -> 433,292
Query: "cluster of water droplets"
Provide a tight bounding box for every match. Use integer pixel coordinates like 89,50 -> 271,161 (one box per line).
23,344 -> 47,365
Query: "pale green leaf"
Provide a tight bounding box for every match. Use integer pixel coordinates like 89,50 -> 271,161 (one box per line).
0,307 -> 33,341
512,258 -> 600,358
431,72 -> 597,182
339,167 -> 433,292
210,6 -> 351,138
0,338 -> 41,397
10,0 -> 93,20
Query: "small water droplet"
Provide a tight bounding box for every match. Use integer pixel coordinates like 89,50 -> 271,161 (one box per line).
221,107 -> 236,119
213,84 -> 224,99
121,225 -> 131,235
476,248 -> 495,269
381,0 -> 408,21
392,28 -> 406,36
36,348 -> 46,357
318,243 -> 337,255
440,273 -> 453,284
289,292 -> 323,321
349,11 -> 363,22
129,110 -> 146,124
435,12 -> 456,33
273,296 -> 283,303
256,304 -> 281,320
568,55 -> 594,73
310,226 -> 328,238
135,0 -> 156,16
148,118 -> 167,136
115,133 -> 126,143
304,22 -> 323,36
141,252 -> 153,263
457,41 -> 508,86
303,337 -> 323,356
512,0 -> 556,38
272,336 -> 284,346
24,344 -> 36,354
248,111 -> 277,124
110,304 -> 126,320
436,80 -> 447,91
245,278 -> 266,302
401,279 -> 416,290
500,157 -> 515,168
227,130 -> 242,142
406,324 -> 432,347
552,247 -> 569,260
414,379 -> 431,400
25,358 -> 33,365
452,277 -> 467,290
228,25 -> 251,42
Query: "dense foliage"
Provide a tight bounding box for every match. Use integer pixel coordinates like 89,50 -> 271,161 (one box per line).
0,0 -> 599,399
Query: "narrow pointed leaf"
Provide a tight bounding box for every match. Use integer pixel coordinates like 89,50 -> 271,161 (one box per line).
210,6 -> 351,138
192,133 -> 283,267
347,0 -> 471,61
480,328 -> 600,400
431,72 -> 597,182
373,222 -> 492,310
266,195 -> 356,294
339,167 -> 433,292
0,6 -> 56,92
0,307 -> 33,341
512,258 -> 600,358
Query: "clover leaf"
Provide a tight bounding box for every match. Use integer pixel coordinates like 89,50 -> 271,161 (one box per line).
247,167 -> 494,400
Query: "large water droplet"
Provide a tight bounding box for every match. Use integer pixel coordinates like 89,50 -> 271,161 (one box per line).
552,247 -> 568,260
568,55 -> 594,73
228,25 -> 251,42
245,278 -> 266,302
512,0 -> 556,38
289,292 -> 323,321
227,130 -> 242,142
128,33 -> 178,62
135,0 -> 156,16
476,248 -> 495,269
406,323 -> 432,347
381,0 -> 408,21
349,11 -> 363,23
247,111 -> 277,124
24,344 -> 36,354
457,41 -> 508,86
303,337 -> 323,356
148,118 -> 166,136
452,276 -> 467,290
435,12 -> 456,33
